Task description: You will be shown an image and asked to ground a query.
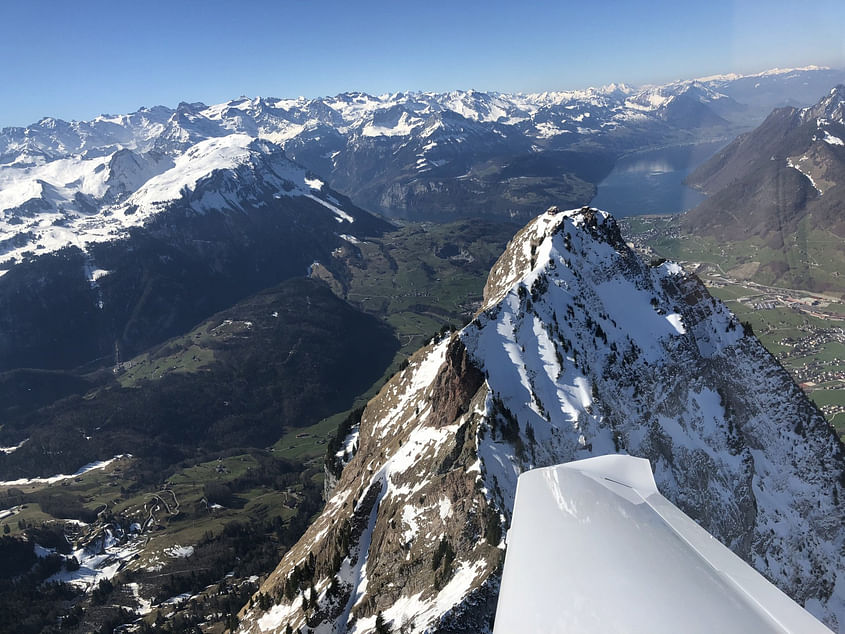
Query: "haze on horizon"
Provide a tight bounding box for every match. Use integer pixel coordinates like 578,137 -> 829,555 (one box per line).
1,0 -> 844,128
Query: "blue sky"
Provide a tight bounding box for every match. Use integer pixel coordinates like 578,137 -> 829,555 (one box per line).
1,0 -> 843,127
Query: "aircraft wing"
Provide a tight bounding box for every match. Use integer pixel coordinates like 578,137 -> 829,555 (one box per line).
493,455 -> 832,633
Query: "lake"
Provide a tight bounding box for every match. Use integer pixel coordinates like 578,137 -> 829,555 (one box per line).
591,141 -> 727,216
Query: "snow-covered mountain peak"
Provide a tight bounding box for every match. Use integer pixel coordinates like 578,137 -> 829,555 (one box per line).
593,82 -> 635,96
803,84 -> 845,125
123,134 -> 358,222
482,206 -> 623,309
626,81 -> 730,111
123,133 -> 258,212
0,131 -> 370,273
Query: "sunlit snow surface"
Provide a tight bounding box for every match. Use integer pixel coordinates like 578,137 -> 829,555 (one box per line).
824,131 -> 845,146
494,456 -> 832,634
0,438 -> 28,454
0,134 -> 355,271
46,527 -> 143,591
787,156 -> 823,195
0,454 -> 129,486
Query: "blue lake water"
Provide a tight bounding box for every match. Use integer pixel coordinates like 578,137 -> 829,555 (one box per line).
591,141 -> 727,217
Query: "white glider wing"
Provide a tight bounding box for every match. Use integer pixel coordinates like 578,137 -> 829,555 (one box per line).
493,455 -> 832,633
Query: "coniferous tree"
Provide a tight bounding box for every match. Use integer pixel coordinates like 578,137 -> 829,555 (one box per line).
375,611 -> 391,634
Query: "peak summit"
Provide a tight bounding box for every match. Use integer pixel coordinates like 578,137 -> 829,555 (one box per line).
482,206 -> 626,309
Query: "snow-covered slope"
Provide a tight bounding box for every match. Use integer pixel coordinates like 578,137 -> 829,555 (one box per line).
238,207 -> 845,633
0,125 -> 391,373
0,132 -> 374,272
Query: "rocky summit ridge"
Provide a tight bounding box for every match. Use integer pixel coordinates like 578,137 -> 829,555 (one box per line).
238,207 -> 845,633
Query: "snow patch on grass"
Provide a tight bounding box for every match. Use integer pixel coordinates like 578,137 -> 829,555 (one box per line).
0,454 -> 129,486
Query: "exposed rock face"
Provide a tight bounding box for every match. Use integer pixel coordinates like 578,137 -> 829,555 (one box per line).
239,208 -> 845,633
239,335 -> 500,633
428,339 -> 485,430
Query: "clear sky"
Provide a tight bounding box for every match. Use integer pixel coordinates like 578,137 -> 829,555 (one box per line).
1,0 -> 843,127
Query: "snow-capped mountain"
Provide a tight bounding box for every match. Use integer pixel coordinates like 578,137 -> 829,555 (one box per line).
237,207 -> 845,633
0,131 -> 389,371
0,133 -> 375,272
804,84 -> 845,129
2,66 -> 841,242
0,106 -> 173,165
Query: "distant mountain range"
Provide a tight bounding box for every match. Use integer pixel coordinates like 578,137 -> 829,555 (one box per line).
2,66 -> 843,245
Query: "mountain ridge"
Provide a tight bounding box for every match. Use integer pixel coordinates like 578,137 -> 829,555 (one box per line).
0,143 -> 390,371
3,66 -> 843,241
3,65 -> 837,137
682,85 -> 845,292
